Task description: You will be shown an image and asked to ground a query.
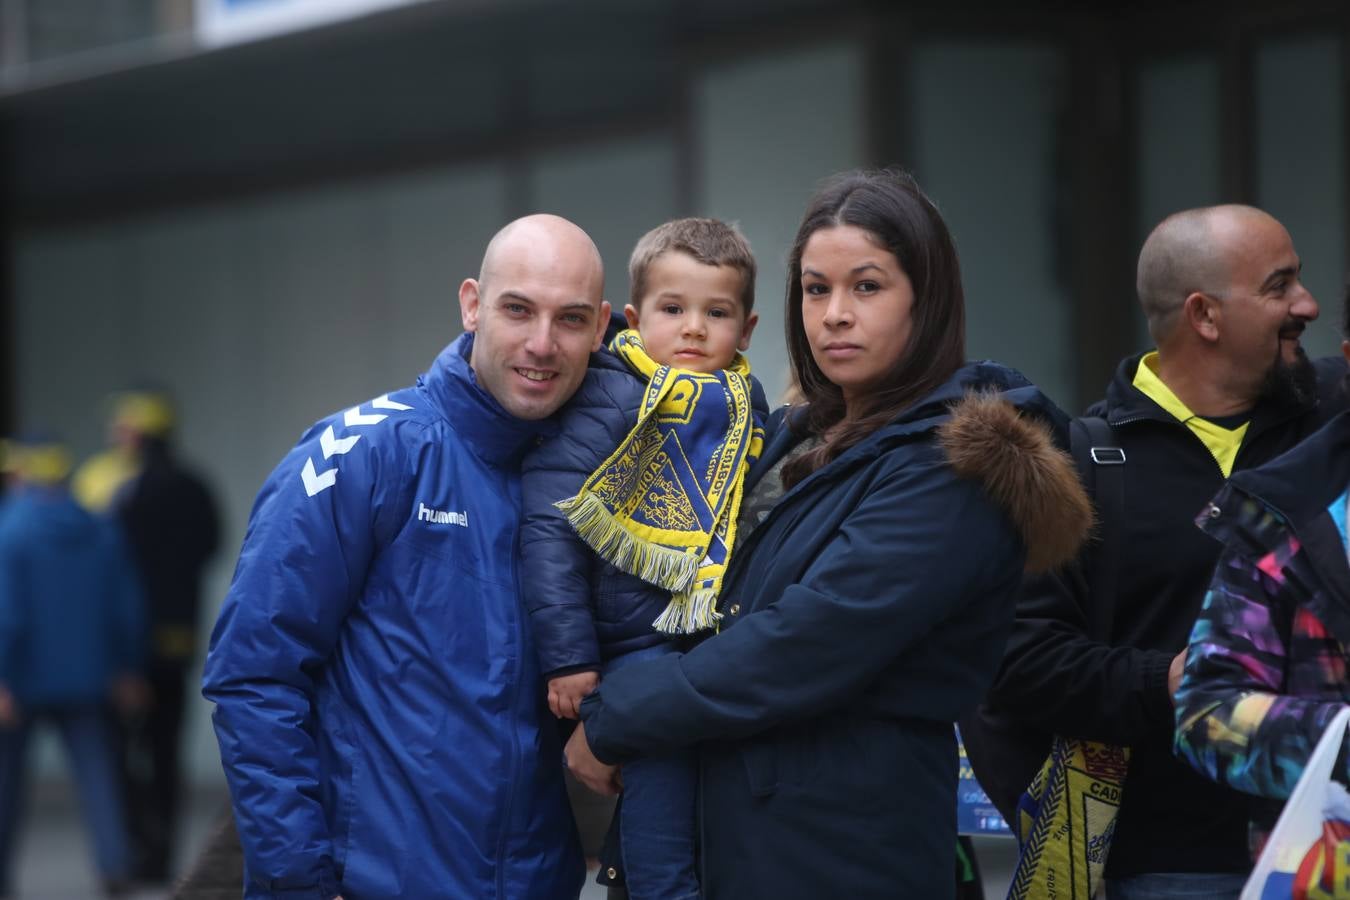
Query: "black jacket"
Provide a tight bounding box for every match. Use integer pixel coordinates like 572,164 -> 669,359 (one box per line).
583,362 -> 1093,900
113,440 -> 219,666
984,351 -> 1347,878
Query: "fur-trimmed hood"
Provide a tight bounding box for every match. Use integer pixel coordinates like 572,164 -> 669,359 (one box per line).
754,360 -> 1094,575
938,391 -> 1093,574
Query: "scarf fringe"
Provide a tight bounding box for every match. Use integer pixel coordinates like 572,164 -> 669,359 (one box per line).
651,585 -> 723,635
555,492 -> 699,591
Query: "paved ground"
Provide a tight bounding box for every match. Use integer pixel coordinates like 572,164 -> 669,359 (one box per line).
973,836 -> 1018,898
11,783 -> 222,899
16,780 -> 1017,899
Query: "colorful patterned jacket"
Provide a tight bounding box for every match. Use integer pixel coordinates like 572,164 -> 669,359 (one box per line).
1174,408 -> 1350,851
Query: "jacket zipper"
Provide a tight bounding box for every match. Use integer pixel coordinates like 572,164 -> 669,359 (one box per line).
496,479 -> 524,900
1109,413 -> 1237,475
696,750 -> 708,890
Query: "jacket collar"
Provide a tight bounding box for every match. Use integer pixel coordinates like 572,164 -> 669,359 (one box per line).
1102,351 -> 1319,437
1100,353 -> 1173,425
418,333 -> 559,467
1217,410 -> 1350,534
1200,411 -> 1350,640
750,360 -> 1068,489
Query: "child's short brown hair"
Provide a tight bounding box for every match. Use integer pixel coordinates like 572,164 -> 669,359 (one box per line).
628,218 -> 757,314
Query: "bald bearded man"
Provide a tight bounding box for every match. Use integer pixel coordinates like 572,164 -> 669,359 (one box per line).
203,215 -> 610,900
979,205 -> 1346,899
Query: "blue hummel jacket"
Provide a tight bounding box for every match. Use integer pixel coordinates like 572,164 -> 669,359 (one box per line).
203,334 -> 583,900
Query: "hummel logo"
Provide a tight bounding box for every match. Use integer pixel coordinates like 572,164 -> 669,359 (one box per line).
418,502 -> 469,527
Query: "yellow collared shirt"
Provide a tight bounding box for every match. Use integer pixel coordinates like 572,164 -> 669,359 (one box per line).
1132,351 -> 1248,477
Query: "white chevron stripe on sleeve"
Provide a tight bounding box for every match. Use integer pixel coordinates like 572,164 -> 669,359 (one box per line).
301,458 -> 337,497
372,394 -> 413,411
303,395 -> 412,499
344,406 -> 388,427
320,426 -> 361,460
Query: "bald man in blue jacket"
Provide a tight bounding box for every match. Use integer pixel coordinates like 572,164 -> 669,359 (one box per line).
204,215 -> 612,900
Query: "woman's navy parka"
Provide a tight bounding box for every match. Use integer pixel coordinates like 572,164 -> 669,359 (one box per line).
580,361 -> 1093,900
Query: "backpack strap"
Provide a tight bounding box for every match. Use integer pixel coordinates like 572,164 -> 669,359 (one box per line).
1069,416 -> 1124,642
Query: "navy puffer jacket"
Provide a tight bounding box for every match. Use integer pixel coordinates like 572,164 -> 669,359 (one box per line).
520,343 -> 768,678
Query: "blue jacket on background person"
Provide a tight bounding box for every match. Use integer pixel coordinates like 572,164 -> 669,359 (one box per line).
202,335 -> 583,900
581,362 -> 1092,899
0,485 -> 145,707
520,337 -> 769,677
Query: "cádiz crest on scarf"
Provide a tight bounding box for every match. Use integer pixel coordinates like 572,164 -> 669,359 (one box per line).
1008,737 -> 1128,900
556,329 -> 763,634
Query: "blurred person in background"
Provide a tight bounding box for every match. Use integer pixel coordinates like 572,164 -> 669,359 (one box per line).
0,433 -> 146,898
1173,285 -> 1350,858
0,442 -> 11,500
203,214 -> 607,900
74,389 -> 221,885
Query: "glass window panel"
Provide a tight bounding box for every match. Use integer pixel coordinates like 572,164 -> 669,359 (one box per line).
913,42 -> 1075,408
1133,55 -> 1223,348
696,41 -> 866,401
1255,35 -> 1346,360
528,135 -> 679,306
1136,56 -> 1223,243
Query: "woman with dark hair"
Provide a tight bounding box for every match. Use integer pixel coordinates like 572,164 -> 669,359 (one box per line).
565,169 -> 1093,898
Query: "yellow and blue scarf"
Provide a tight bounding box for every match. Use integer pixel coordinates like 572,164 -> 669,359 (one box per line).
1008,737 -> 1129,900
556,330 -> 763,634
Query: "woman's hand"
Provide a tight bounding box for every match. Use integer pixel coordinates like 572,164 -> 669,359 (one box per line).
564,721 -> 621,796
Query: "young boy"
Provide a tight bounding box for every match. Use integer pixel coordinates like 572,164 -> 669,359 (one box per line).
520,218 -> 764,900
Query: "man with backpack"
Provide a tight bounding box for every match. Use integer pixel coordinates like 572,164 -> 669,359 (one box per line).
977,204 -> 1346,899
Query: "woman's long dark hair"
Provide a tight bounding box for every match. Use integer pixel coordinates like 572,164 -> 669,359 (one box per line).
781,169 -> 966,489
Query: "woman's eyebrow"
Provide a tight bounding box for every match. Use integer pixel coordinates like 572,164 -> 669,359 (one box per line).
802,263 -> 885,279
850,263 -> 884,276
